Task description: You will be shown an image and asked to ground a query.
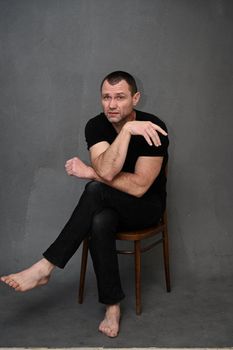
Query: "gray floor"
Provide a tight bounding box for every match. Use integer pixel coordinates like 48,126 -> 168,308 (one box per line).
0,261 -> 232,348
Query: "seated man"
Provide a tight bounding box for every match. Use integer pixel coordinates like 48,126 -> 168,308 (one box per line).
1,71 -> 169,338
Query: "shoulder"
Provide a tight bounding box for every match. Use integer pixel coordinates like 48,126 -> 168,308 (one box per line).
85,113 -> 107,129
135,110 -> 169,153
85,113 -> 111,135
135,110 -> 168,132
85,113 -> 115,150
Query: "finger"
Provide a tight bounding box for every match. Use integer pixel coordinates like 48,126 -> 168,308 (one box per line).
150,134 -> 160,147
151,123 -> 168,136
65,159 -> 73,168
147,128 -> 161,147
65,166 -> 73,174
153,131 -> 161,146
65,161 -> 71,169
143,132 -> 153,146
66,157 -> 75,165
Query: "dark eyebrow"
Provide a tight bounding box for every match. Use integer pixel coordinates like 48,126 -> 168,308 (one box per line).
102,92 -> 126,97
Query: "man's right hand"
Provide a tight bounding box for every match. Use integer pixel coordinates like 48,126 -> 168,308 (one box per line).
124,121 -> 167,147
65,157 -> 96,180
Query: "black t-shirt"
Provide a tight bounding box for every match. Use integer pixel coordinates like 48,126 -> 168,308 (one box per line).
85,109 -> 169,204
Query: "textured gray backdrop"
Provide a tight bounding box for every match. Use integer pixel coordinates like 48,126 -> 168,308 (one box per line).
0,0 -> 233,285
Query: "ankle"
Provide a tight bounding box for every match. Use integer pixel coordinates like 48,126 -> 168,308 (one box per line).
37,258 -> 55,275
106,303 -> 120,313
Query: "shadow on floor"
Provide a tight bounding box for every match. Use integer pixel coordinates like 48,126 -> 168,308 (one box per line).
0,270 -> 232,348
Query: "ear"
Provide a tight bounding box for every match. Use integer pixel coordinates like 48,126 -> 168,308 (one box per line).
133,91 -> 141,106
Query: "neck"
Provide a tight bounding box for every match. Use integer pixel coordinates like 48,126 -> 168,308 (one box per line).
113,110 -> 136,133
127,110 -> 136,122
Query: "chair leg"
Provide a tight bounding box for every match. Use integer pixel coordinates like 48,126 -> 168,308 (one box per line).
134,240 -> 142,315
78,238 -> 89,303
162,225 -> 171,292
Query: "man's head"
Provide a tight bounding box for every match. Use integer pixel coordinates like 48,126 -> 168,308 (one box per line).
100,71 -> 138,96
100,71 -> 140,126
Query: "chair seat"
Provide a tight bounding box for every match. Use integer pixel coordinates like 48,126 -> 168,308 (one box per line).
116,222 -> 164,241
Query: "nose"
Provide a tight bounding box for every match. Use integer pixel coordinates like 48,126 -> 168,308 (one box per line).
109,98 -> 117,109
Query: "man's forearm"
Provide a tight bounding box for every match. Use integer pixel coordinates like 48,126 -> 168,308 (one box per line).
66,156 -> 144,197
91,120 -> 167,182
92,167 -> 146,198
66,155 -> 160,198
92,125 -> 131,181
65,157 -> 145,196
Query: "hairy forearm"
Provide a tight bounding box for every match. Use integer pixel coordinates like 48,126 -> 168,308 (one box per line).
66,156 -> 145,196
90,167 -> 146,198
92,125 -> 131,181
66,154 -> 160,197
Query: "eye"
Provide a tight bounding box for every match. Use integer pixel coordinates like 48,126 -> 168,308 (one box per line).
116,96 -> 125,100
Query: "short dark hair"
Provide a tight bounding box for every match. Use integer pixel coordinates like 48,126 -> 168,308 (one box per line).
100,71 -> 138,95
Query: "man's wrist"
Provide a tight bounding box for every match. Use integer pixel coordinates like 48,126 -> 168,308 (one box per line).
88,166 -> 101,181
122,122 -> 132,137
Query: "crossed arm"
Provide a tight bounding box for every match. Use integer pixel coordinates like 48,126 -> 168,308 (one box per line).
65,121 -> 167,197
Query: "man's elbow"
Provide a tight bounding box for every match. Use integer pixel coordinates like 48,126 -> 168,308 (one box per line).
102,173 -> 115,182
132,184 -> 149,198
95,168 -> 116,182
92,160 -> 119,182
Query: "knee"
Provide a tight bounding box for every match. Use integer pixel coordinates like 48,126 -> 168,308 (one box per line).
91,209 -> 119,240
85,181 -> 103,196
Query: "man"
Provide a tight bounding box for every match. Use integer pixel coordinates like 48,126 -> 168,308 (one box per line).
1,71 -> 168,338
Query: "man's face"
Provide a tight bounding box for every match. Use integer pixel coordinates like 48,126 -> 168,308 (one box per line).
101,79 -> 140,125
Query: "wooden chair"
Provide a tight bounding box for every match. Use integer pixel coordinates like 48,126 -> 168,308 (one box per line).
78,208 -> 171,315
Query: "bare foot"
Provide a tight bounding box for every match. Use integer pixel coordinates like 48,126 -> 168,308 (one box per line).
99,304 -> 121,338
0,258 -> 55,292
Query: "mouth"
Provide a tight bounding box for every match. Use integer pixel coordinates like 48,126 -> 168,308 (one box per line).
108,112 -> 119,115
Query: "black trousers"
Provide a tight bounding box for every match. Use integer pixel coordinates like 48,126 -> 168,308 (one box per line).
43,181 -> 163,304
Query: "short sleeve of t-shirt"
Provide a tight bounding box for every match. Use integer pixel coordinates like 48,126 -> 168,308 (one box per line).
132,112 -> 168,158
85,114 -> 116,150
132,133 -> 168,158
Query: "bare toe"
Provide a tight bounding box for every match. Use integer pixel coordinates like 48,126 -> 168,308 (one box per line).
99,304 -> 120,338
0,259 -> 55,292
1,276 -> 10,284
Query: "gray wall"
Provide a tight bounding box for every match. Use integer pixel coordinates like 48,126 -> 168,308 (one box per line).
1,0 -> 233,282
